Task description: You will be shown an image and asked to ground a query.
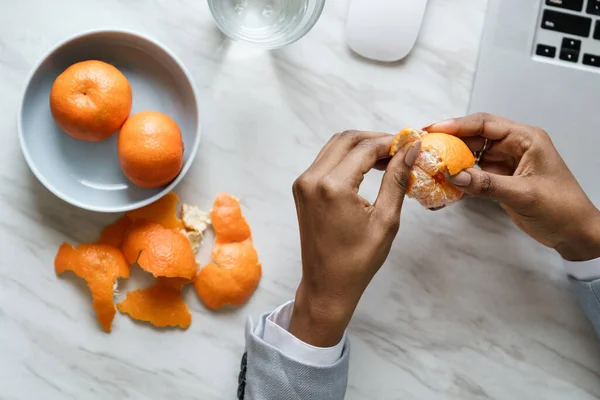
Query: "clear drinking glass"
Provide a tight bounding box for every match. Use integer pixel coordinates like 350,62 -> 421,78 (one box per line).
207,0 -> 326,49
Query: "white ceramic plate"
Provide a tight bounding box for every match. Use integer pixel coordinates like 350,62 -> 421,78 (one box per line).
18,29 -> 201,212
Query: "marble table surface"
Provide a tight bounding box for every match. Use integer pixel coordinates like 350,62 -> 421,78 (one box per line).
2,0 -> 600,399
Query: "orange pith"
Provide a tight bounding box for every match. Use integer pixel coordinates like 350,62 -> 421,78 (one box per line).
390,129 -> 475,209
50,60 -> 132,142
194,193 -> 261,310
54,243 -> 130,332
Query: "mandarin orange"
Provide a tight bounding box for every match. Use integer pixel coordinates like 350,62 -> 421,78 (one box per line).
118,111 -> 184,189
50,60 -> 132,141
390,128 -> 475,209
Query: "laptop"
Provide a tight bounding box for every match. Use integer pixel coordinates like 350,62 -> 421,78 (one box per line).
469,0 -> 600,206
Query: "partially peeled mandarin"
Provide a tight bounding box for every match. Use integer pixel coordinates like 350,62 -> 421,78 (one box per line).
390,128 -> 475,209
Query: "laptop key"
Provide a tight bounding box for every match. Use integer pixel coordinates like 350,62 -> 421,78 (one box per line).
545,0 -> 583,12
594,21 -> 600,40
541,9 -> 592,37
559,37 -> 581,62
583,54 -> 600,67
536,44 -> 557,58
587,0 -> 600,15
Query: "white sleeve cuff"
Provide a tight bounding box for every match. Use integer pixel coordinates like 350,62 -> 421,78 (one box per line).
564,257 -> 600,281
261,300 -> 345,366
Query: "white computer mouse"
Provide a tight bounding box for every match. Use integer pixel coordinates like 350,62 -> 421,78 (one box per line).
346,0 -> 429,62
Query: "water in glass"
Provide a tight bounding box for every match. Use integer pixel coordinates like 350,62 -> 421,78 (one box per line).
208,0 -> 324,48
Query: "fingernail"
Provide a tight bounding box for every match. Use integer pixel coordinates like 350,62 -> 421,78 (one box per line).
404,141 -> 421,167
423,119 -> 452,132
449,171 -> 472,187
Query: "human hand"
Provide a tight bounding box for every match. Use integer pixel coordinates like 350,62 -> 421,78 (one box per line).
289,131 -> 421,347
426,113 -> 600,261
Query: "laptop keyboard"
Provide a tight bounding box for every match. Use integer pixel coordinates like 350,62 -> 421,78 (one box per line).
535,0 -> 600,69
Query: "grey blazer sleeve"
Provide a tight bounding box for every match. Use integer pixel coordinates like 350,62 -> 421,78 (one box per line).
238,312 -> 350,400
569,276 -> 600,336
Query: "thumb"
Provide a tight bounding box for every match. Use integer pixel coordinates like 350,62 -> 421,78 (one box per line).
449,168 -> 525,204
374,141 -> 421,218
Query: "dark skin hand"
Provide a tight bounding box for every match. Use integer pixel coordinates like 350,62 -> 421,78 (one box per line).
288,131 -> 421,347
426,113 -> 600,262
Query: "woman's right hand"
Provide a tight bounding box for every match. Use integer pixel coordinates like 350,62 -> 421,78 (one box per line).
426,113 -> 600,261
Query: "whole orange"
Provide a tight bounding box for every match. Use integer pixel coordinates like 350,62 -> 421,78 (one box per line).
118,111 -> 184,189
49,60 -> 132,141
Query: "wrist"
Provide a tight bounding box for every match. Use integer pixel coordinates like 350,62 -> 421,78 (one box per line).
288,284 -> 355,348
558,210 -> 600,261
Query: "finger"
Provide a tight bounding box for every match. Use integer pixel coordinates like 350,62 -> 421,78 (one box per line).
312,134 -> 339,164
462,137 -> 487,152
478,161 -> 514,176
374,159 -> 390,171
374,141 -> 422,219
328,136 -> 396,188
424,113 -> 530,140
459,136 -> 510,164
447,168 -> 527,204
307,131 -> 389,178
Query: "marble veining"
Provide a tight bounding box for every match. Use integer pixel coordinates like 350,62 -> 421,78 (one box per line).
1,0 -> 600,399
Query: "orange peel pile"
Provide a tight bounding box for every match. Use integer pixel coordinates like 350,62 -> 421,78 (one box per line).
55,243 -> 129,332
390,128 -> 475,209
117,278 -> 191,329
194,193 -> 262,310
54,191 -> 260,331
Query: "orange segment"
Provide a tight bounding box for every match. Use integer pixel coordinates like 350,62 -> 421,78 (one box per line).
97,216 -> 132,248
117,280 -> 191,328
125,192 -> 184,230
122,221 -> 197,279
54,243 -> 129,332
194,193 -> 261,310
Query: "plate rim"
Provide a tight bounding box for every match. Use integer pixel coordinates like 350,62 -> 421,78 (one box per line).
17,28 -> 202,213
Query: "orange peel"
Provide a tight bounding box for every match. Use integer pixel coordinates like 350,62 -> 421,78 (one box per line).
54,243 -> 129,332
97,215 -> 132,248
125,192 -> 184,230
117,279 -> 191,328
122,221 -> 198,279
194,193 -> 261,310
390,129 -> 475,209
210,194 -> 251,244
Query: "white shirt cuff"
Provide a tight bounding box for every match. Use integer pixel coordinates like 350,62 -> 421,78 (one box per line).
564,257 -> 600,281
261,300 -> 345,366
